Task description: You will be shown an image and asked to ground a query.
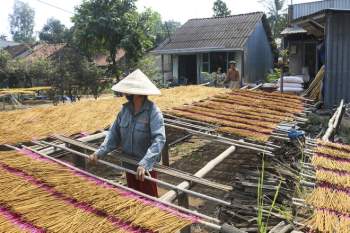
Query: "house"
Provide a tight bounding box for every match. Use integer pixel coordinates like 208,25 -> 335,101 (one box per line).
282,0 -> 350,107
2,43 -> 126,88
0,40 -> 20,49
4,43 -> 125,67
152,12 -> 274,85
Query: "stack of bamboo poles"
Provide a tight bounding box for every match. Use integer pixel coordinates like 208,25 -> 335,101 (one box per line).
303,65 -> 325,101
0,86 -> 228,145
306,140 -> 350,233
0,150 -> 196,232
168,89 -> 306,142
219,142 -> 300,231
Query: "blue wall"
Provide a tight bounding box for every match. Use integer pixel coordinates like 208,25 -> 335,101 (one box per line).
324,11 -> 350,107
244,21 -> 273,83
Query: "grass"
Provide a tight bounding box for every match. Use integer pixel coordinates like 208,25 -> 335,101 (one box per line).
257,155 -> 283,233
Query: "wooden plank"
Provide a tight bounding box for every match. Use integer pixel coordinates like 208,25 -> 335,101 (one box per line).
162,141 -> 170,166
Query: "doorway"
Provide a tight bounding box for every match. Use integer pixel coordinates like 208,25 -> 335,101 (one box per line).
210,52 -> 227,73
178,55 -> 197,84
304,43 -> 317,79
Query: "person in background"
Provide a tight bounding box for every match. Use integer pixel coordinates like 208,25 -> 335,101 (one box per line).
214,67 -> 226,87
225,61 -> 240,89
89,69 -> 166,197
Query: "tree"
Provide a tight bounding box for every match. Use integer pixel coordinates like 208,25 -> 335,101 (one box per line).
0,50 -> 11,86
39,18 -> 71,43
9,0 -> 35,42
72,0 -> 155,74
52,47 -> 105,98
156,20 -> 181,45
137,54 -> 161,87
260,0 -> 288,39
213,0 -> 231,17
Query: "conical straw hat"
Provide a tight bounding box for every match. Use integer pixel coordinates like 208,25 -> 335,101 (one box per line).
111,69 -> 161,95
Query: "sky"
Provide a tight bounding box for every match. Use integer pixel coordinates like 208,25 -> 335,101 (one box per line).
0,0 -> 317,40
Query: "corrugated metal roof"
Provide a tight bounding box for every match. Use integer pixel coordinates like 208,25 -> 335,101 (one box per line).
280,25 -> 307,35
153,12 -> 265,54
292,0 -> 350,19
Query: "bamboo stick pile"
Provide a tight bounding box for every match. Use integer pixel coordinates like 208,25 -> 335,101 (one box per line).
0,86 -> 227,145
0,150 -> 197,232
168,89 -> 306,142
306,140 -> 350,233
219,143 -> 300,231
303,65 -> 325,101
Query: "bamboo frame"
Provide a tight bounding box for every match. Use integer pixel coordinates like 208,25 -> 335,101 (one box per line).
36,140 -> 232,207
52,134 -> 233,192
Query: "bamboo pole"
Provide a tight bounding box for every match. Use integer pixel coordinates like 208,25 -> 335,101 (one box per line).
250,84 -> 262,90
160,146 -> 236,203
164,123 -> 274,155
52,134 -> 232,191
36,140 -> 232,207
322,100 -> 344,141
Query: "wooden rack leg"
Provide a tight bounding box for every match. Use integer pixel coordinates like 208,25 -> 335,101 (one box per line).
179,193 -> 191,233
162,141 -> 170,166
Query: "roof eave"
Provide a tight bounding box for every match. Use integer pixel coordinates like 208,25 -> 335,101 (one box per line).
151,47 -> 244,55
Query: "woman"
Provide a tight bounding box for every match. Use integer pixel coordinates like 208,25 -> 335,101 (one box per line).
89,69 -> 166,197
214,67 -> 226,87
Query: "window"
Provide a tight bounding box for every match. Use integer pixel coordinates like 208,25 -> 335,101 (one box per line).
228,52 -> 235,62
202,53 -> 209,73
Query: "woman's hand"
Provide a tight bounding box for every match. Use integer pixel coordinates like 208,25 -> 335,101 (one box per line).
88,152 -> 98,165
136,166 -> 146,181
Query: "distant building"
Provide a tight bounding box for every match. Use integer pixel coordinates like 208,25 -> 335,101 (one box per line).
0,40 -> 19,49
2,43 -> 126,88
282,0 -> 350,107
152,12 -> 275,85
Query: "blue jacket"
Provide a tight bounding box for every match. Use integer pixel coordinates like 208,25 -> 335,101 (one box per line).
96,99 -> 166,171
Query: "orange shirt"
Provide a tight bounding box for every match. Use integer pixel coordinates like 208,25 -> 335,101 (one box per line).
227,68 -> 240,81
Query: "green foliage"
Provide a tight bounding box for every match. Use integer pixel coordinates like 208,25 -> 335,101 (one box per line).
4,58 -> 54,87
52,47 -> 106,98
0,50 -> 11,68
0,50 -> 11,86
136,54 -> 161,86
39,18 -> 72,44
257,156 -> 283,233
213,0 -> 231,17
0,47 -> 104,98
266,68 -> 281,82
260,0 -> 288,39
139,8 -> 181,46
162,20 -> 181,42
9,0 -> 35,42
72,0 -> 155,73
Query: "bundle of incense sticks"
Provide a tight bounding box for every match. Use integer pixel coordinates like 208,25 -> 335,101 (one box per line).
0,150 -> 196,232
306,141 -> 350,233
168,89 -> 305,142
0,86 -> 227,145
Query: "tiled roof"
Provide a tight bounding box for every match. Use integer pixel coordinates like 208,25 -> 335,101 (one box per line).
153,12 -> 265,54
19,43 -> 66,61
